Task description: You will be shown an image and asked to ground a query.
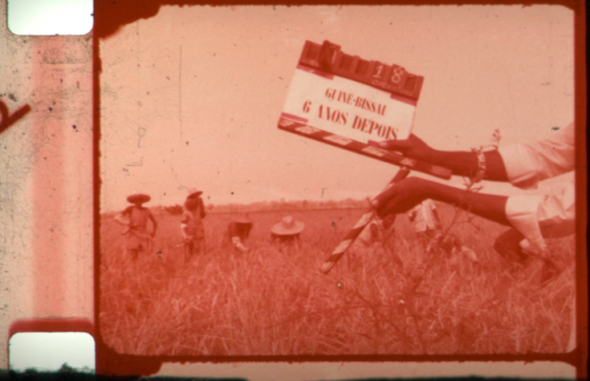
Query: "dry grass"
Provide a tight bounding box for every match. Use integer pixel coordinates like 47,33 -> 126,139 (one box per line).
99,205 -> 576,356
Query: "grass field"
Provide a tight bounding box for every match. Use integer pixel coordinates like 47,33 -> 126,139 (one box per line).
99,204 -> 576,356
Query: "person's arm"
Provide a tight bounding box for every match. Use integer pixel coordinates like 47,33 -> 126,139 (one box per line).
149,211 -> 158,237
432,149 -> 508,181
371,177 -> 510,226
495,124 -> 574,188
180,211 -> 190,239
371,134 -> 509,181
114,206 -> 133,226
199,198 -> 207,218
407,207 -> 417,222
243,224 -> 253,240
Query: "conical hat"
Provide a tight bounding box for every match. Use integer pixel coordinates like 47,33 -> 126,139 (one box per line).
127,193 -> 151,204
187,188 -> 203,198
271,215 -> 304,235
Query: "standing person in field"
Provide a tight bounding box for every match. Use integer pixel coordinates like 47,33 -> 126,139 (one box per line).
180,188 -> 207,257
115,192 -> 158,260
370,122 -> 575,281
271,215 -> 305,245
227,214 -> 254,252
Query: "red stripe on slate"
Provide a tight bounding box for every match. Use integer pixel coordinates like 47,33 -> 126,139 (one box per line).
281,113 -> 309,124
390,92 -> 417,106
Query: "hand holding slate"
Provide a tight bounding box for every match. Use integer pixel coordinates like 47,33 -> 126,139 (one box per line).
369,134 -> 437,164
370,133 -> 509,181
370,177 -> 430,217
369,133 -> 511,226
368,135 -> 445,216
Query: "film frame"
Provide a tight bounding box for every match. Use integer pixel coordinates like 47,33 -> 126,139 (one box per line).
0,0 -> 587,379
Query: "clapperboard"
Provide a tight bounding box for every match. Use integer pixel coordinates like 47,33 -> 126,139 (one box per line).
278,40 -> 451,180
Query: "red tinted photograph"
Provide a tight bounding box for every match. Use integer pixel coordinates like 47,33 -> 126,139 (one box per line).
96,4 -> 581,361
0,1 -> 586,379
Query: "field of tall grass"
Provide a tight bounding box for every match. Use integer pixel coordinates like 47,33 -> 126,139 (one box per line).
99,204 -> 576,357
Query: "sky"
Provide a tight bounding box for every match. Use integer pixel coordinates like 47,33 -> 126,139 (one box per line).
7,0 -> 93,35
99,5 -> 574,212
10,332 -> 95,373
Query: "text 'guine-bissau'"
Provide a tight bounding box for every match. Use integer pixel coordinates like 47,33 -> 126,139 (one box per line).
302,87 -> 400,140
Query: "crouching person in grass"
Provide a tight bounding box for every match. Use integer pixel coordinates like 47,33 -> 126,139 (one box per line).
370,123 -> 575,284
271,215 -> 305,251
227,214 -> 254,252
407,199 -> 478,261
115,192 -> 158,260
354,213 -> 397,250
407,199 -> 442,246
180,188 -> 207,258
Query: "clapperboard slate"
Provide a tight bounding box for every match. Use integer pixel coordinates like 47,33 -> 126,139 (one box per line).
278,40 -> 451,180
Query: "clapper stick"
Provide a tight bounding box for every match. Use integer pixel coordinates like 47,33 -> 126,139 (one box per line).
320,167 -> 411,274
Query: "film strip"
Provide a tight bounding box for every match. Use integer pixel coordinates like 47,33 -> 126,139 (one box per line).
2,4 -> 584,379
278,116 -> 451,179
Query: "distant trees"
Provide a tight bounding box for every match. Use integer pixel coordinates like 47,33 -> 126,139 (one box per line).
176,199 -> 368,214
122,199 -> 368,218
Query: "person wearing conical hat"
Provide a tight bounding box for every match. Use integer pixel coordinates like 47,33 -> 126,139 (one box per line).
271,215 -> 304,243
186,188 -> 204,201
180,188 -> 207,257
115,192 -> 158,260
227,214 -> 253,252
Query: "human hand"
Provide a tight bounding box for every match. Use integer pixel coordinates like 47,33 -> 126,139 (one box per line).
368,134 -> 436,163
370,177 -> 431,217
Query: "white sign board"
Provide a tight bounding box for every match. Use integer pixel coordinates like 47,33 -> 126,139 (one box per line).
278,41 -> 451,179
282,65 -> 417,144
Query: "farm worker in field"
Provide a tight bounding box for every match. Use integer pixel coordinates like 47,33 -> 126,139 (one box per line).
180,188 -> 207,255
227,214 -> 254,252
355,213 -> 397,248
271,215 -> 305,244
370,122 -> 575,281
407,199 -> 442,241
407,199 -> 447,254
115,192 -> 158,260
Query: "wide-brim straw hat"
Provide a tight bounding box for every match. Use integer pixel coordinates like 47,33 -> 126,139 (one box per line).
233,214 -> 253,225
187,188 -> 203,198
127,193 -> 151,204
271,215 -> 304,235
